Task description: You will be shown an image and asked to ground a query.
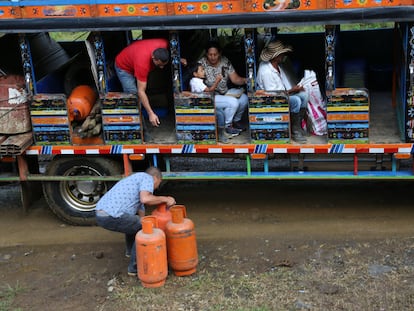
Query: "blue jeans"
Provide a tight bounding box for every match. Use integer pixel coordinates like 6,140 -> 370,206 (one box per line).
114,64 -> 151,136
215,93 -> 248,127
289,91 -> 308,113
96,212 -> 142,273
216,108 -> 225,127
114,64 -> 138,94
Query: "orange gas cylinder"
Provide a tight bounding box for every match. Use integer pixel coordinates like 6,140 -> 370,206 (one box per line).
165,205 -> 198,276
151,203 -> 183,232
67,85 -> 96,122
135,216 -> 168,288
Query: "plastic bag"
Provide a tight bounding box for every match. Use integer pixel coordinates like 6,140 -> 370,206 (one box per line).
300,70 -> 327,136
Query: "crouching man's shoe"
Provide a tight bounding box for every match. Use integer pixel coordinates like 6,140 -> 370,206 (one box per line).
225,126 -> 241,137
233,120 -> 247,131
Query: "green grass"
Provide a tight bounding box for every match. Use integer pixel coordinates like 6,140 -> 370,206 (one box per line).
49,31 -> 90,42
0,283 -> 24,311
99,238 -> 414,311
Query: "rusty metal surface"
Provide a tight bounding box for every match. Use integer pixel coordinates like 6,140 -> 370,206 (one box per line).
0,135 -> 7,144
0,104 -> 31,134
0,75 -> 31,135
0,132 -> 33,155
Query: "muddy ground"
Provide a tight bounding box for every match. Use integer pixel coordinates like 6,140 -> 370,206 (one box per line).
1,180 -> 414,310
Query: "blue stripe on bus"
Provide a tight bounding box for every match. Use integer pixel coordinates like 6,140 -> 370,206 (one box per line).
254,145 -> 268,153
41,145 -> 52,155
110,145 -> 124,154
330,144 -> 344,153
181,145 -> 194,153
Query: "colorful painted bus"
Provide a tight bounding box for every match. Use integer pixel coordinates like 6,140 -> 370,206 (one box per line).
0,0 -> 413,224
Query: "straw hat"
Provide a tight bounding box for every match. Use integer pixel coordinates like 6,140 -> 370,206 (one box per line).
260,41 -> 292,62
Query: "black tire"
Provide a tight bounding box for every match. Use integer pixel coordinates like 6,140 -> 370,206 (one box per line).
42,156 -> 122,226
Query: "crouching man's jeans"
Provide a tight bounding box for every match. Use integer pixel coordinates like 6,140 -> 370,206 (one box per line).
96,211 -> 142,274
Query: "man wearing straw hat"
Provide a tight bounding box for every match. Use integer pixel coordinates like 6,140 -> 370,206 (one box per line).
256,40 -> 308,143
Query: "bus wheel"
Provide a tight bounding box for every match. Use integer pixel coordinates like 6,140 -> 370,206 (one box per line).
42,156 -> 122,226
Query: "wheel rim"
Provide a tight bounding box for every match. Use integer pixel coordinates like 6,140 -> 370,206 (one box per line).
59,165 -> 108,212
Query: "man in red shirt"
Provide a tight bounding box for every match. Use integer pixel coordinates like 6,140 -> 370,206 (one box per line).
115,38 -> 169,127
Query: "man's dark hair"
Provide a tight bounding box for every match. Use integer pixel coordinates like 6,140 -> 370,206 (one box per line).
153,48 -> 170,63
145,166 -> 162,179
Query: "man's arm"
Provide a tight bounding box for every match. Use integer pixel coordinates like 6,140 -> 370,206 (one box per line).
288,84 -> 306,95
137,79 -> 160,127
140,190 -> 176,207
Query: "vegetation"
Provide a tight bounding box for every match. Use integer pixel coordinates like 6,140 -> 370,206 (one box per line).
48,23 -> 394,42
102,237 -> 414,311
0,283 -> 24,311
49,31 -> 89,42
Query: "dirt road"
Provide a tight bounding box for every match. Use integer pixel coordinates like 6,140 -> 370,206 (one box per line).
1,180 -> 414,310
